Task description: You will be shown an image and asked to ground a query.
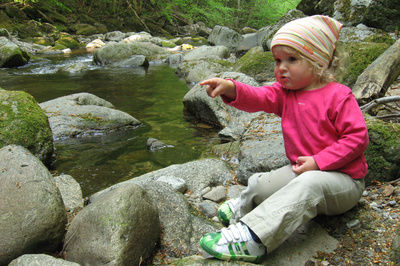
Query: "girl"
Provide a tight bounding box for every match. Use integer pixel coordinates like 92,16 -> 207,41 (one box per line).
199,15 -> 369,263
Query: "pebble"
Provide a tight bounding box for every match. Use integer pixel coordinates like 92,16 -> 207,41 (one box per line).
346,219 -> 361,229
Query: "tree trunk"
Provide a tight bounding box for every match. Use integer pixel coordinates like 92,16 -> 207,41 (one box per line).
352,38 -> 400,104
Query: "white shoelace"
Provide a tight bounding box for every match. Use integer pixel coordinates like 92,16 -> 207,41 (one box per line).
220,223 -> 251,244
227,198 -> 240,215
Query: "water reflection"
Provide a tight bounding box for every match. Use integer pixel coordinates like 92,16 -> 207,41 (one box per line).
0,51 -> 219,196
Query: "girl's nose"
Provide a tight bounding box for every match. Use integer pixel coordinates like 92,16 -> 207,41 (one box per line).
277,62 -> 288,72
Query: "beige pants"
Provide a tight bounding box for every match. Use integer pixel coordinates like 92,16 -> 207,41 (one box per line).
239,165 -> 365,252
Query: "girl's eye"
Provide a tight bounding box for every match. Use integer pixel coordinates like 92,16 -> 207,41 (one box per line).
274,58 -> 281,63
289,56 -> 297,62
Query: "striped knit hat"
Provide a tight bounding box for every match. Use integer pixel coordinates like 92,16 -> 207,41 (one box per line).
270,15 -> 343,68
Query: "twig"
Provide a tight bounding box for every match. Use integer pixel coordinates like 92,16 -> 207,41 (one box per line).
375,112 -> 400,119
361,96 -> 400,112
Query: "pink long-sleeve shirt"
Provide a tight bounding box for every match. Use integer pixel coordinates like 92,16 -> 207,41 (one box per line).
225,80 -> 369,179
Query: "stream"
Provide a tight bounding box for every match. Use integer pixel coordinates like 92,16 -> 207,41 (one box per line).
0,50 -> 219,196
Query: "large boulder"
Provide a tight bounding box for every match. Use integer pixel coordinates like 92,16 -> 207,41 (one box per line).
64,183 -> 160,266
233,46 -> 276,82
208,25 -> 243,52
183,72 -> 261,128
0,36 -> 29,67
39,92 -> 141,140
182,45 -> 229,61
93,41 -> 169,65
0,145 -> 66,265
91,158 -> 234,201
0,90 -> 54,165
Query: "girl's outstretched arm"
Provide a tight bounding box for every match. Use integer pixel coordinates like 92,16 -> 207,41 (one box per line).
200,78 -> 236,100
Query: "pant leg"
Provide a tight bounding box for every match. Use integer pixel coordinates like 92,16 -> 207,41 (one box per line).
240,170 -> 364,252
238,165 -> 296,218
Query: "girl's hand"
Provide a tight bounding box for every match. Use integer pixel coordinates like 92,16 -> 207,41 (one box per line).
200,78 -> 236,100
292,156 -> 319,175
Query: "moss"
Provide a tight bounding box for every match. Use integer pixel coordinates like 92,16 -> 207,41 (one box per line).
161,40 -> 176,48
234,47 -> 275,78
0,90 -> 53,164
365,115 -> 400,183
340,41 -> 391,87
55,34 -> 82,49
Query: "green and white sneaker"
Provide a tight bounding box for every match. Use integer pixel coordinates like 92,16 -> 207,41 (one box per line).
217,198 -> 240,226
200,223 -> 265,263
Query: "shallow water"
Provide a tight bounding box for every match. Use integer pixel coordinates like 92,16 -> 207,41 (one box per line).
0,50 -> 219,196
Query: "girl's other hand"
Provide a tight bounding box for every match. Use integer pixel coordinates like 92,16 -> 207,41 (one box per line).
292,156 -> 319,175
200,78 -> 236,100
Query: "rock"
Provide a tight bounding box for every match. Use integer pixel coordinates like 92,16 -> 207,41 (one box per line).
208,25 -> 243,52
156,175 -> 187,193
202,185 -> 226,202
198,200 -> 218,218
0,36 -> 30,67
39,92 -> 141,140
165,53 -> 183,68
233,46 -> 276,82
9,254 -> 79,266
91,158 -> 234,203
142,181 -> 219,259
147,137 -> 173,151
85,38 -> 105,52
54,174 -> 84,211
236,113 -> 289,184
0,90 -> 54,165
112,54 -> 149,68
104,30 -> 126,42
183,72 -> 261,128
0,145 -> 66,265
182,45 -> 229,61
93,41 -> 169,65
64,183 -> 159,266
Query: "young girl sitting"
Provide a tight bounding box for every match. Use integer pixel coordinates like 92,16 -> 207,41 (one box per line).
199,15 -> 369,263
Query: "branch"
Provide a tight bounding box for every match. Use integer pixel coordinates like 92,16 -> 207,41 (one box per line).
126,0 -> 151,33
375,112 -> 400,119
360,96 -> 400,113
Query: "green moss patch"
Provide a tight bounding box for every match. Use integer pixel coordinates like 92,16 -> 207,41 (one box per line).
365,115 -> 400,183
0,90 -> 53,164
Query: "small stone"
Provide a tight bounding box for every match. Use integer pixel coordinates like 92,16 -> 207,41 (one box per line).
382,185 -> 395,197
202,186 -> 226,202
198,200 -> 218,218
346,219 -> 360,229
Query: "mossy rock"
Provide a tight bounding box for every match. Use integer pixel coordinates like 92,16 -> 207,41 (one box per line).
339,41 -> 392,87
0,90 -> 54,165
73,23 -> 99,36
365,115 -> 400,184
55,33 -> 82,49
33,36 -> 54,46
161,40 -> 176,48
233,46 -> 275,81
0,36 -> 30,67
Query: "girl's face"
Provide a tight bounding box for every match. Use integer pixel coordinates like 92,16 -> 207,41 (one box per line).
272,45 -> 321,91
